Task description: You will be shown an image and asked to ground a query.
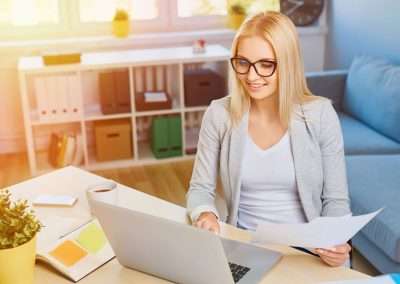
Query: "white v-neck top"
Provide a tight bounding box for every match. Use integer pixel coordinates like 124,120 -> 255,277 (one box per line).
237,131 -> 307,231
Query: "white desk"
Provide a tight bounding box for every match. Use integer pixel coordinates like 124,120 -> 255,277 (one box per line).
7,167 -> 369,284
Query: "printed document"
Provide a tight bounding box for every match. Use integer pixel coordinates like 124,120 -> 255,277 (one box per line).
251,208 -> 383,249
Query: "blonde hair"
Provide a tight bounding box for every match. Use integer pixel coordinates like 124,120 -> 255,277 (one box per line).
229,11 -> 318,127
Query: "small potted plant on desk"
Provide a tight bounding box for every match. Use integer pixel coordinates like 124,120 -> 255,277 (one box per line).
0,190 -> 42,284
112,9 -> 130,38
227,0 -> 252,29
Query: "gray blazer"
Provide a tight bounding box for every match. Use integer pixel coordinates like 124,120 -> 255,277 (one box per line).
186,96 -> 351,226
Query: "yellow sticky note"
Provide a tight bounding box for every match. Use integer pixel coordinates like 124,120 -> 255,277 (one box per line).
50,240 -> 87,267
76,223 -> 107,254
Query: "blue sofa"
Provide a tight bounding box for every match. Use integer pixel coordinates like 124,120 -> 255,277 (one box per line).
306,56 -> 400,273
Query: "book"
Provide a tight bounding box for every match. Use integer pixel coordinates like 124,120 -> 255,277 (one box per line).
48,133 -> 63,167
63,135 -> 76,167
72,134 -> 84,166
56,134 -> 68,168
36,218 -> 115,282
49,133 -> 82,168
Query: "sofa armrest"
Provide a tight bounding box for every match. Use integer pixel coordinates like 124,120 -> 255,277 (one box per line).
306,70 -> 348,112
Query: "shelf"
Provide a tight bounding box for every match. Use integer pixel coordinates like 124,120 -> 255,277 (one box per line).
137,141 -> 154,161
137,141 -> 192,164
87,147 -> 135,171
84,105 -> 132,121
36,150 -> 56,174
18,45 -> 230,73
185,128 -> 200,155
19,44 -> 230,175
30,110 -> 82,126
184,106 -> 208,112
135,108 -> 182,117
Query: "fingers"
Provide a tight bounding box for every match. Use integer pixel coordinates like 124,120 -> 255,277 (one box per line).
320,254 -> 346,267
316,244 -> 351,257
311,248 -> 347,267
194,218 -> 220,234
315,244 -> 350,267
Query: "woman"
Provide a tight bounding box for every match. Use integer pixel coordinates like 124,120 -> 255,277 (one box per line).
186,11 -> 352,267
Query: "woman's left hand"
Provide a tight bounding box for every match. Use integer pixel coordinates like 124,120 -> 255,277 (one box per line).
314,243 -> 352,267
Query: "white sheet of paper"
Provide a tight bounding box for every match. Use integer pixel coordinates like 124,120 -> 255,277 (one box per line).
320,274 -> 395,284
144,91 -> 167,102
37,215 -> 90,250
251,208 -> 383,249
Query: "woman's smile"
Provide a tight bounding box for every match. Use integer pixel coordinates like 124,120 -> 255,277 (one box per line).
246,81 -> 268,92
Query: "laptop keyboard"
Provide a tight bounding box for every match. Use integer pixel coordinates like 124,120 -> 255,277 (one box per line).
228,262 -> 251,283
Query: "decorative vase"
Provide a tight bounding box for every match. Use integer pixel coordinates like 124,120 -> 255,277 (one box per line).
227,12 -> 246,30
0,235 -> 37,284
112,20 -> 130,38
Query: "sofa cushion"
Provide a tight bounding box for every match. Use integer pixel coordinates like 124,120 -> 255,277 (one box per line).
339,113 -> 400,155
346,155 -> 400,262
343,56 -> 400,143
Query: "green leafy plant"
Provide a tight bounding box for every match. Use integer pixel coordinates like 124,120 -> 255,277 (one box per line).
113,9 -> 129,21
0,190 -> 42,249
227,0 -> 253,15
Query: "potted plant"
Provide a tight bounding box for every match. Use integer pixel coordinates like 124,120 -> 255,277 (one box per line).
112,9 -> 130,38
0,190 -> 42,284
227,0 -> 252,29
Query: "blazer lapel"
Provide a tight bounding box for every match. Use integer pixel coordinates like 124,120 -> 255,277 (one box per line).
289,104 -> 313,221
228,111 -> 249,211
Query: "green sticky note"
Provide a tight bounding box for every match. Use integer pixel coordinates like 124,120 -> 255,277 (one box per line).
76,223 -> 107,254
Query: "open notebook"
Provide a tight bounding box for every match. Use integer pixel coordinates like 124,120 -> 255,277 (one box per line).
36,218 -> 115,282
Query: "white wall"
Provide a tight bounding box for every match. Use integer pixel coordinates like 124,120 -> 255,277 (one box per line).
0,27 -> 327,154
325,0 -> 400,69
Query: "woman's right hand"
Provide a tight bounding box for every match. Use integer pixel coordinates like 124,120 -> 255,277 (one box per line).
194,211 -> 220,234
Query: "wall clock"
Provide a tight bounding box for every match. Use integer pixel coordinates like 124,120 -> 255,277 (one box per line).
280,0 -> 324,26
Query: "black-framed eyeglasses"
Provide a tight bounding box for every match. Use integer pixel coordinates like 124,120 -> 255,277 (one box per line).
230,57 -> 277,77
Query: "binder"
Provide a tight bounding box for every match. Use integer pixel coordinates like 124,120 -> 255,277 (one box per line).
67,75 -> 82,120
57,75 -> 69,122
99,70 -> 131,114
115,70 -> 131,113
34,77 -> 50,122
151,116 -> 182,159
151,117 -> 169,158
168,116 -> 182,156
45,76 -> 59,121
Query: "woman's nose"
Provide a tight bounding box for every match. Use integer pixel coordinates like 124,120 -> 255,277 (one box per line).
246,65 -> 260,81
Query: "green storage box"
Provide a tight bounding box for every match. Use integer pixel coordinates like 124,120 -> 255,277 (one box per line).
151,116 -> 182,159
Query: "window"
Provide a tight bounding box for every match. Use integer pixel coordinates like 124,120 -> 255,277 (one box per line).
0,0 -> 286,40
79,0 -> 159,22
0,0 -> 59,26
177,0 -> 226,17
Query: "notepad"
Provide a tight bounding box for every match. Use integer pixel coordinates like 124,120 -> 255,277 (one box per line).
50,240 -> 87,267
33,195 -> 77,206
76,223 -> 107,253
36,219 -> 115,282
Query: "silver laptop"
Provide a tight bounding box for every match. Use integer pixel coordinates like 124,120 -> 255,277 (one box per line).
89,199 -> 282,284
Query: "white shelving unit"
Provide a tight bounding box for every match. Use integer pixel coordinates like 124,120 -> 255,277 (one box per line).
18,45 -> 230,176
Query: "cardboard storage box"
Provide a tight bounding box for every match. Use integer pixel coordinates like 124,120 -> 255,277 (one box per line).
135,91 -> 172,111
94,119 -> 132,161
184,68 -> 226,107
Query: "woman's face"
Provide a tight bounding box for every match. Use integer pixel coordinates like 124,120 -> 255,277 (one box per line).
234,36 -> 278,101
